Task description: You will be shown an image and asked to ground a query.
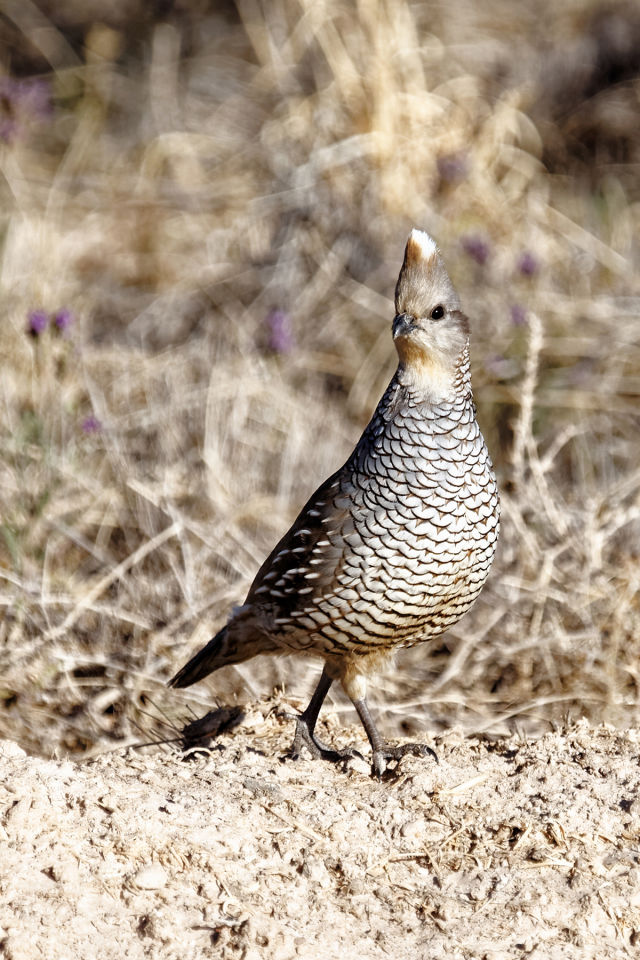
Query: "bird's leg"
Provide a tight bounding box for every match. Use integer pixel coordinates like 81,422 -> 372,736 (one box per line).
288,667 -> 355,763
352,697 -> 438,777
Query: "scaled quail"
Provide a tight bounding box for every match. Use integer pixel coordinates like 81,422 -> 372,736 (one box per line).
170,230 -> 500,776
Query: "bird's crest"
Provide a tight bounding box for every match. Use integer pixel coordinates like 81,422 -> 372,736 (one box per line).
404,229 -> 437,265
395,228 -> 460,320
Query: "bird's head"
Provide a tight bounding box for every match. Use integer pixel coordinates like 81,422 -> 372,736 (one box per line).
393,229 -> 470,398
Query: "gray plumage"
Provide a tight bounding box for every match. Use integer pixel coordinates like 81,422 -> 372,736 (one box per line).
170,229 -> 500,776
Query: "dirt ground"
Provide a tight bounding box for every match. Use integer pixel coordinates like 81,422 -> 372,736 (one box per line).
1,701 -> 639,960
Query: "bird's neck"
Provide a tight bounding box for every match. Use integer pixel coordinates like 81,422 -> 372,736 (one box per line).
397,340 -> 471,403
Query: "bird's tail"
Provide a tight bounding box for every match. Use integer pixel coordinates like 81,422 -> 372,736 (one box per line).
168,620 -> 277,689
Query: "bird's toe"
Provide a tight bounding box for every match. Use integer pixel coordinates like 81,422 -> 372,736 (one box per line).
287,716 -> 360,765
371,740 -> 438,778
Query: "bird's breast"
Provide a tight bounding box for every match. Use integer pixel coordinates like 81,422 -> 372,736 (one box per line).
264,395 -> 499,653
343,399 -> 499,612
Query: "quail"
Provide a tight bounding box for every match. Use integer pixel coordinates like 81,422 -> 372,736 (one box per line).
170,229 -> 500,776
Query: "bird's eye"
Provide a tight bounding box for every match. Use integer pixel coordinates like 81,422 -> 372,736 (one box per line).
430,305 -> 445,320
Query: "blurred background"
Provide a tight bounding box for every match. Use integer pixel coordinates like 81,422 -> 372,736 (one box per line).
0,0 -> 639,757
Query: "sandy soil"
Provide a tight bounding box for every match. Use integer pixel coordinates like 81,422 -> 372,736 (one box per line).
1,702 -> 639,959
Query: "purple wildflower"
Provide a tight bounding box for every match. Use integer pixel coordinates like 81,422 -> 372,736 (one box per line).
484,354 -> 505,376
0,76 -> 52,143
484,354 -> 519,379
81,415 -> 102,434
437,151 -> 468,184
517,251 -> 539,276
265,309 -> 295,354
27,309 -> 49,337
461,233 -> 490,266
510,304 -> 527,326
53,308 -> 74,332
16,78 -> 52,120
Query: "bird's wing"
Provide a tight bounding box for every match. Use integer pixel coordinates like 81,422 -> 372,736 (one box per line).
244,376 -> 406,631
245,466 -> 357,614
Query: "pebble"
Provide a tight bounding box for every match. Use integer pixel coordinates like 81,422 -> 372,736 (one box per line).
133,864 -> 168,890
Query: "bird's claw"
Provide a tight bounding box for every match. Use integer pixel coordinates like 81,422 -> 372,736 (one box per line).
371,741 -> 439,778
287,716 -> 362,765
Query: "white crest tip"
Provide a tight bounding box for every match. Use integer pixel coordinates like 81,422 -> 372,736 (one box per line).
408,229 -> 437,259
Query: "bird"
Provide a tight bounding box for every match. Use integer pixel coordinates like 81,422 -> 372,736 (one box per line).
169,229 -> 500,776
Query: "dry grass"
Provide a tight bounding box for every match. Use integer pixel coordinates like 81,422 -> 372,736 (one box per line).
0,0 -> 639,756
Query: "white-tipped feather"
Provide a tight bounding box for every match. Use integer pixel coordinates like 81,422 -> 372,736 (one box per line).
409,228 -> 437,259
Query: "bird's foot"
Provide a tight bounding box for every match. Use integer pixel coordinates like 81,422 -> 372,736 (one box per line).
287,715 -> 360,765
371,741 -> 438,778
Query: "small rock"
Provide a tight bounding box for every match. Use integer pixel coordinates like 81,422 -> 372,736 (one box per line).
328,821 -> 350,843
345,753 -> 371,777
55,860 -> 80,885
243,777 -> 281,798
400,818 -> 426,841
302,858 -> 331,889
0,741 -> 27,760
4,797 -> 32,828
133,864 -> 168,890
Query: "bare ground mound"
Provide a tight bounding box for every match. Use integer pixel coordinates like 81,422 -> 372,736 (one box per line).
1,704 -> 639,959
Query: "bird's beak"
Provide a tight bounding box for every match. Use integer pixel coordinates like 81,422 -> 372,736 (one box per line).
393,313 -> 414,339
